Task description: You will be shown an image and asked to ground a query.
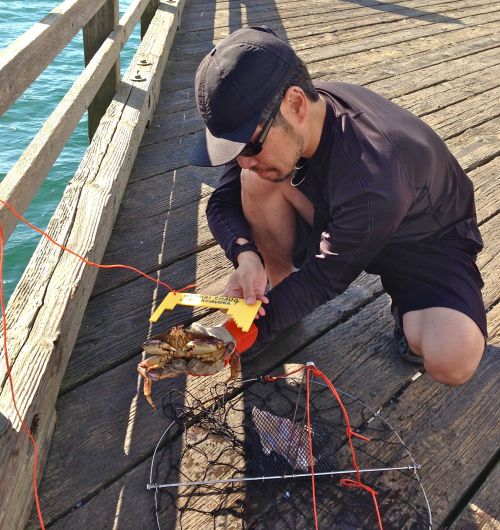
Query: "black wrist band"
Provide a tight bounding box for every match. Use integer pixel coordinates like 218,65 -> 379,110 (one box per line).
231,241 -> 265,268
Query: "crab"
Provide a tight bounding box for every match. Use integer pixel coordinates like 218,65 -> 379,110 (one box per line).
137,325 -> 240,410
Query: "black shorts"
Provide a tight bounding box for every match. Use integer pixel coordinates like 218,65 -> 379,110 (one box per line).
293,218 -> 487,337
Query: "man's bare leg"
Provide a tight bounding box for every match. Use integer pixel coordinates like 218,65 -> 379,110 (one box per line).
403,307 -> 485,385
240,169 -> 313,287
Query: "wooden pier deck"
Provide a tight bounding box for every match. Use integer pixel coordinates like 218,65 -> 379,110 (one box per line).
28,0 -> 499,528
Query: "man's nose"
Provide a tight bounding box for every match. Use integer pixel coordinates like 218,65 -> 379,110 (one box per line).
236,155 -> 257,170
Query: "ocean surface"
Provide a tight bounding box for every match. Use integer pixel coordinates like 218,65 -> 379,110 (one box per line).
0,0 -> 141,302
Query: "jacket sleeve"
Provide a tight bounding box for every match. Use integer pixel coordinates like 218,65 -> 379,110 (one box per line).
206,161 -> 253,263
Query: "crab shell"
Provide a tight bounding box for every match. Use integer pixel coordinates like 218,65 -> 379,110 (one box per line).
142,325 -> 232,363
138,326 -> 240,409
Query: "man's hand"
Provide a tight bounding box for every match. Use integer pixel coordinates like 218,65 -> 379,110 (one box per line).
224,250 -> 269,317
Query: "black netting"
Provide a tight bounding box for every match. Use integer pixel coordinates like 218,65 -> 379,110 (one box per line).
149,373 -> 432,530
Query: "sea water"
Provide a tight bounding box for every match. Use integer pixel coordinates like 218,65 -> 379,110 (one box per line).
0,0 -> 141,302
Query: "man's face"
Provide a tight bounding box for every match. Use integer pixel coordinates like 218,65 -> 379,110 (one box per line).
236,117 -> 304,183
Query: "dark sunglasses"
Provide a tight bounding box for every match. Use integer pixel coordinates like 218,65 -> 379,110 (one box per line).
239,99 -> 282,157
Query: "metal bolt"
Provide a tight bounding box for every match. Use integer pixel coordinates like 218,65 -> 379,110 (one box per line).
133,71 -> 146,82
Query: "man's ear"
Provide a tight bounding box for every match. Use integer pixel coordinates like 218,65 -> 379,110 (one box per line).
282,86 -> 307,124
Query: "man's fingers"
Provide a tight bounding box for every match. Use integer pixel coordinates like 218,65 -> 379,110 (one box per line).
241,277 -> 257,305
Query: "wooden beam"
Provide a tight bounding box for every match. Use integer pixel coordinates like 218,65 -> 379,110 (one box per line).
449,463 -> 500,529
141,0 -> 160,38
0,0 -> 152,245
0,0 -> 107,117
83,0 -> 119,140
0,1 -> 185,529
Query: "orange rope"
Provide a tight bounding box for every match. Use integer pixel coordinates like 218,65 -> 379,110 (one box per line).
307,365 -> 384,530
0,198 -> 198,528
0,199 -> 196,294
265,364 -> 384,530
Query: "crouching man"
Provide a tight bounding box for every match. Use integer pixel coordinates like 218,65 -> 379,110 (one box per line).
188,26 -> 486,386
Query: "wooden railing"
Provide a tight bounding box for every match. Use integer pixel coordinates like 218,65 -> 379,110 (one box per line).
0,0 -> 185,528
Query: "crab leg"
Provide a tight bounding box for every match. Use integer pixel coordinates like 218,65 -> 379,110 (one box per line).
142,377 -> 157,410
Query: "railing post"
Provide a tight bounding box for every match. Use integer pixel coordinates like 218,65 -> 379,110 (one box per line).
141,0 -> 160,38
83,0 -> 119,140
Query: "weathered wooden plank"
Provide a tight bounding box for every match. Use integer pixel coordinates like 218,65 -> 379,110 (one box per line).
130,129 -> 197,179
154,28 -> 500,121
316,27 -> 500,86
140,104 -> 201,146
141,0 -> 160,38
367,48 -> 500,101
299,2 -> 500,65
172,0 -> 482,59
0,0 -> 107,116
119,164 -> 218,209
92,195 -> 215,294
393,62 -> 500,117
0,2 -> 185,529
424,86 -> 500,141
161,10 -> 500,96
83,0 -> 119,140
165,0 -> 493,68
448,118 -> 500,172
0,0 -> 155,244
449,462 -> 500,529
468,157 -> 500,226
177,0 -> 473,40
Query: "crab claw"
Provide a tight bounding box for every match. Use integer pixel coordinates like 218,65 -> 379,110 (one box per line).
142,377 -> 157,411
142,338 -> 176,357
229,352 -> 241,380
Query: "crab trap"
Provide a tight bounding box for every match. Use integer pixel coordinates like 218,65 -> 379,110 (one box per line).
147,363 -> 432,529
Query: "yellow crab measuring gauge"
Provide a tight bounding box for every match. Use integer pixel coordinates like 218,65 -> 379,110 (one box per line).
150,292 -> 262,332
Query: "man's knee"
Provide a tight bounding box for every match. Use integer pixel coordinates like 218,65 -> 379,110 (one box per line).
421,340 -> 484,386
404,308 -> 485,386
408,330 -> 484,385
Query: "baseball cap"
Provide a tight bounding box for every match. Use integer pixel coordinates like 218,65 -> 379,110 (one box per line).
190,26 -> 298,167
